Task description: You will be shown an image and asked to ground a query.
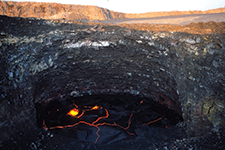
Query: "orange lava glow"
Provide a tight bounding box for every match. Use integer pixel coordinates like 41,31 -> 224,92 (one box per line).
143,117 -> 162,125
67,108 -> 79,117
91,105 -> 99,110
43,105 -> 164,143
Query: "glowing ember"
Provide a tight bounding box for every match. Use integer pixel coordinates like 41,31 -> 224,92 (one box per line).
67,108 -> 79,117
91,105 -> 99,110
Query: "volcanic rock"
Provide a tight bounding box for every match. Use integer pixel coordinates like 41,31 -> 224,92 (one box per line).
0,1 -> 126,21
0,15 -> 225,149
1,1 -> 225,23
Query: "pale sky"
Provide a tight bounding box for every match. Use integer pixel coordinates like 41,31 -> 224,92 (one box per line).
5,0 -> 225,13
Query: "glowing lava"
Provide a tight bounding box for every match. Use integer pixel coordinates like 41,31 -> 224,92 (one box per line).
67,108 -> 79,117
43,103 -> 165,144
91,105 -> 99,110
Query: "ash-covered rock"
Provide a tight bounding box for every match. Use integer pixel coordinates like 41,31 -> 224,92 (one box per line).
0,15 -> 225,149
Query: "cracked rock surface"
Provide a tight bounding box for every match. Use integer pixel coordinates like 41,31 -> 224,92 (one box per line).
0,15 -> 225,149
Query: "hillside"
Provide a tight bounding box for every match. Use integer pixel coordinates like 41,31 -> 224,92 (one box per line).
125,8 -> 225,19
0,1 -> 126,21
0,1 -> 225,22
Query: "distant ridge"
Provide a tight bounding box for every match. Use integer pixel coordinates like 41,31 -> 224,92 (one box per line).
0,1 -> 225,21
0,1 -> 126,21
125,8 -> 225,19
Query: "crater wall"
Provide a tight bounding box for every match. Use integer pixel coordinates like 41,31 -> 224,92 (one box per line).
0,15 -> 225,149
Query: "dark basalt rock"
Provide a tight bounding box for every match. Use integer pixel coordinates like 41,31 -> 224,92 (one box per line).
0,15 -> 225,149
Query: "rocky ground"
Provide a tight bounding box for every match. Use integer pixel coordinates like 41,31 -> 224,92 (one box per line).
0,15 -> 225,150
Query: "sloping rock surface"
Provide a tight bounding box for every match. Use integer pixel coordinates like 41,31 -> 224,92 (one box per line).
1,1 -> 225,22
0,1 -> 125,21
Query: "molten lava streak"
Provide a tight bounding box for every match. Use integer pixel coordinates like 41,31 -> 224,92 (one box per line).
67,108 -> 79,117
43,104 -> 163,143
91,105 -> 99,110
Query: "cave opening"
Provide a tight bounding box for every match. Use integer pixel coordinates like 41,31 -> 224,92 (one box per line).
35,94 -> 183,144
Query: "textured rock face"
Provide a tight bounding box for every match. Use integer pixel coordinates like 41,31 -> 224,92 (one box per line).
0,1 -> 125,21
0,15 -> 225,149
1,1 -> 225,22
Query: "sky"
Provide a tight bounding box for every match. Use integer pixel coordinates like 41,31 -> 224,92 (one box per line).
4,0 -> 225,13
